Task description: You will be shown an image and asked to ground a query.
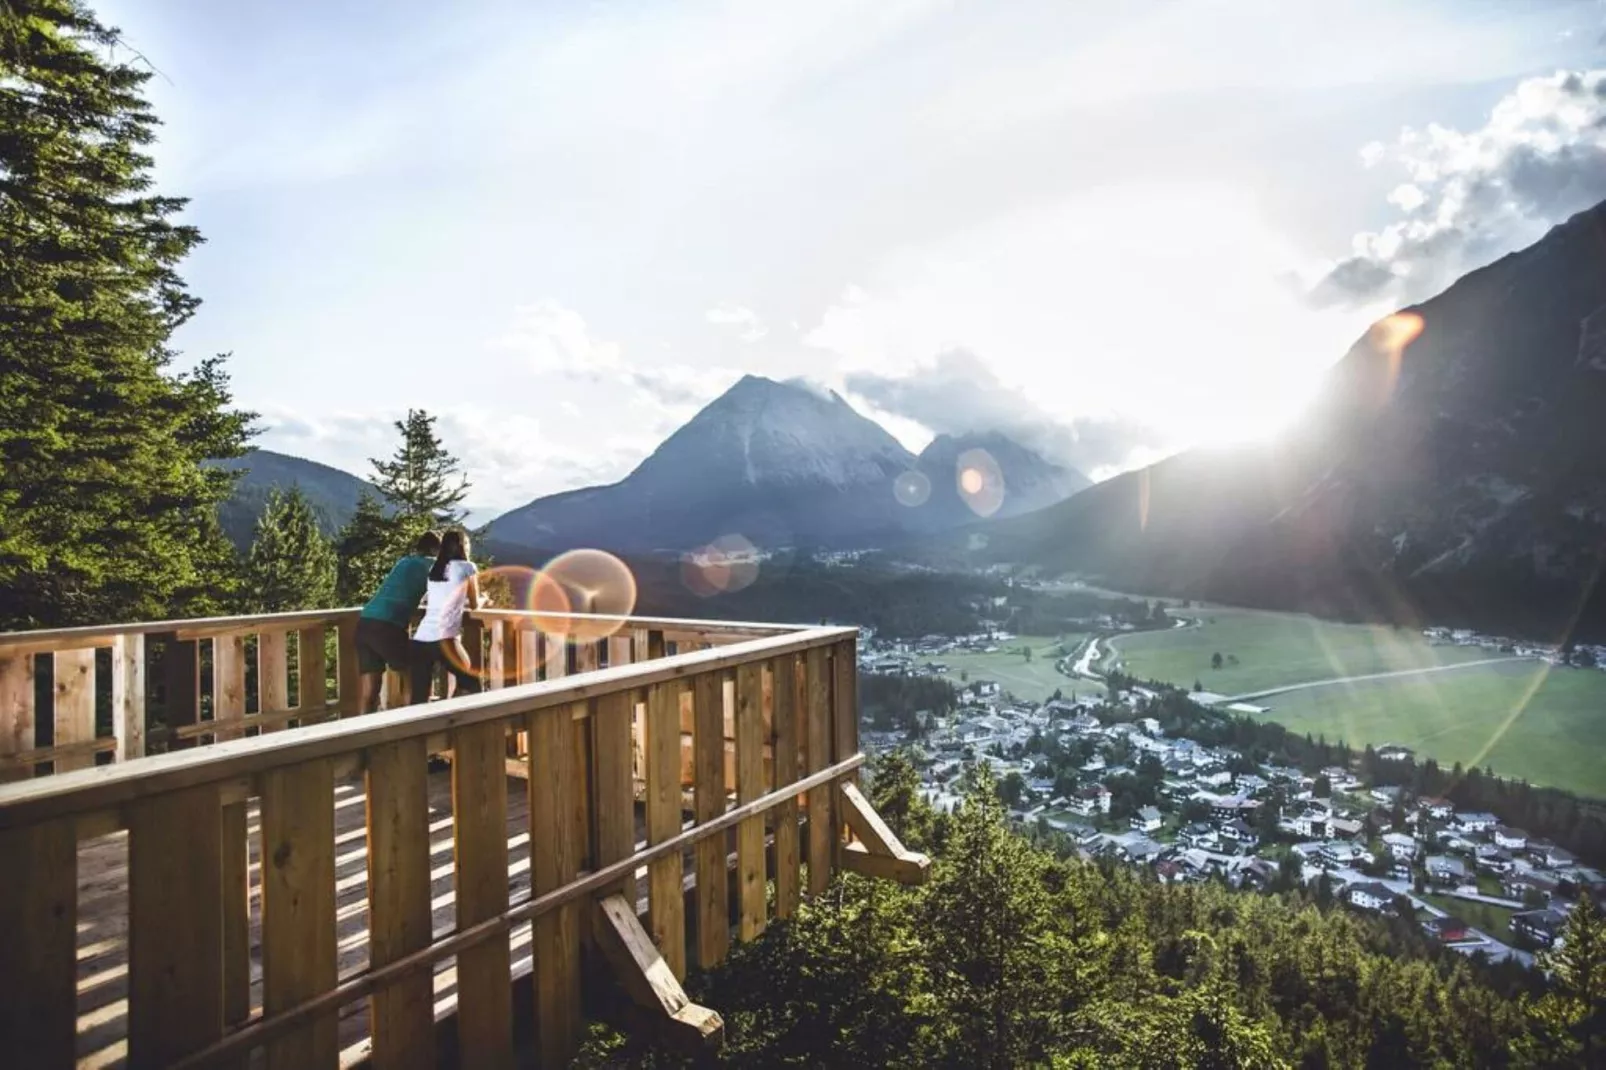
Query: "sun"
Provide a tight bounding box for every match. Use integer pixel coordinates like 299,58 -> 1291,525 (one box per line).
959,467 -> 985,494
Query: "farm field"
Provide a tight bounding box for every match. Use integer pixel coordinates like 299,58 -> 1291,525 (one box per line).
914,635 -> 1085,702
1105,605 -> 1499,696
1256,661 -> 1606,798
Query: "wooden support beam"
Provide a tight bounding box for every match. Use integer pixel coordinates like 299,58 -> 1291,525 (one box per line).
840,841 -> 930,884
592,894 -> 724,1051
836,783 -> 931,886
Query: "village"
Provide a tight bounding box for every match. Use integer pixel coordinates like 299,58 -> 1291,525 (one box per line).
857,630 -> 1606,969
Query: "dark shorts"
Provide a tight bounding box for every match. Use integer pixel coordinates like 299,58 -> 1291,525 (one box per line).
355,617 -> 411,673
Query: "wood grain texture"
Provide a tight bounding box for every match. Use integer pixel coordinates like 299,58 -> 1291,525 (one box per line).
0,819 -> 76,1065
297,625 -> 328,713
336,617 -> 360,715
451,719 -> 513,1069
771,654 -> 801,919
112,633 -> 146,761
692,669 -> 729,969
258,630 -> 288,728
52,648 -> 96,772
0,652 -> 36,782
365,738 -> 434,1070
128,785 -> 224,1069
221,800 -> 251,1030
529,705 -> 582,1065
734,662 -> 767,941
804,646 -> 833,895
591,690 -> 635,901
212,633 -> 246,742
833,640 -> 859,785
645,682 -> 686,978
261,760 -> 337,1069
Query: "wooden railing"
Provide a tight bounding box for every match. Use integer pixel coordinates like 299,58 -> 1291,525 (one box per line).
0,611 -> 928,1069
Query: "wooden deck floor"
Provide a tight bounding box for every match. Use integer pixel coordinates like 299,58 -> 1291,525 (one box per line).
72,766 -> 645,1069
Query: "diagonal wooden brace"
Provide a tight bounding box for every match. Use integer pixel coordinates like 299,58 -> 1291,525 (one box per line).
836,782 -> 931,885
592,894 -> 724,1051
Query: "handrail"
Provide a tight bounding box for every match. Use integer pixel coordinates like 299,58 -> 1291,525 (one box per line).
0,624 -> 859,829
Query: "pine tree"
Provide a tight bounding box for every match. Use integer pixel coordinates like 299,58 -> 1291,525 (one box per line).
242,488 -> 337,612
334,491 -> 400,605
368,410 -> 469,530
0,1 -> 253,628
1519,894 -> 1606,1067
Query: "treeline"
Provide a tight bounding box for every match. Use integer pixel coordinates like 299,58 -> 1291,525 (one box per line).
1009,588 -> 1170,636
858,674 -> 957,735
579,757 -> 1606,1068
1143,684 -> 1606,869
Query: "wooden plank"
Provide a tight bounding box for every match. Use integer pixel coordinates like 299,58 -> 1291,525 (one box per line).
692,669 -> 729,968
451,719 -> 513,1068
297,625 -> 329,711
833,639 -> 859,782
592,894 -> 724,1050
529,705 -> 582,1065
804,646 -> 833,895
486,620 -> 506,690
607,634 -> 634,670
128,785 -> 224,1068
258,630 -> 289,730
517,630 -> 542,684
591,691 -> 635,899
645,682 -> 685,978
383,670 -> 406,710
261,760 -> 337,1069
162,636 -> 200,750
222,801 -> 251,1029
734,662 -> 767,941
771,654 -> 801,919
0,653 -> 36,783
213,632 -> 246,742
336,616 -> 360,716
0,737 -> 115,771
366,738 -> 434,1070
52,647 -> 96,772
111,633 -> 146,761
841,841 -> 931,884
0,819 -> 76,1065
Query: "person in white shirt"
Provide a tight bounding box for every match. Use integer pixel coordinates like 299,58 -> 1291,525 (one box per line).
409,528 -> 487,701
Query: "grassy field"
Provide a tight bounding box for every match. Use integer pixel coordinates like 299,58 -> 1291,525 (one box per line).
1257,661 -> 1606,798
915,635 -> 1085,703
1106,606 -> 1496,696
1419,894 -> 1517,945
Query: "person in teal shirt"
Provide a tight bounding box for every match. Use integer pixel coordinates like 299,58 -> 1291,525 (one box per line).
355,530 -> 441,712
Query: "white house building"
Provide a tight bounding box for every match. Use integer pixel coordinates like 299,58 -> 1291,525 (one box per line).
1382,832 -> 1418,861
1131,806 -> 1163,833
1345,881 -> 1396,913
1494,827 -> 1529,851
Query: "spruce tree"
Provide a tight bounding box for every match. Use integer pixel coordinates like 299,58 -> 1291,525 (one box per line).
334,491 -> 400,605
368,409 -> 469,530
0,1 -> 253,627
242,488 -> 337,612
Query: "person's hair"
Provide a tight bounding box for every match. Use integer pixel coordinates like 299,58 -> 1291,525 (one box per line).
414,530 -> 443,556
429,529 -> 470,581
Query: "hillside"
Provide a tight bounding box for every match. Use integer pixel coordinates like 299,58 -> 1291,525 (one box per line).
943,201 -> 1606,640
212,448 -> 378,546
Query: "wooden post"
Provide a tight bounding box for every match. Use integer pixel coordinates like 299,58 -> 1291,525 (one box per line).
213,633 -> 246,742
0,652 -> 36,783
52,647 -> 96,771
162,635 -> 201,751
261,760 -> 338,1069
833,639 -> 859,783
451,719 -> 513,1068
297,624 -> 329,713
734,662 -> 767,942
112,633 -> 146,761
529,704 -> 582,1064
336,616 -> 360,716
771,654 -> 802,919
692,669 -> 729,968
221,801 -> 251,1030
0,819 -> 77,1064
258,630 -> 289,729
645,682 -> 685,978
591,690 -> 636,901
486,620 -> 505,691
804,647 -> 833,894
366,738 -> 434,1070
462,617 -> 485,696
592,894 -> 723,1050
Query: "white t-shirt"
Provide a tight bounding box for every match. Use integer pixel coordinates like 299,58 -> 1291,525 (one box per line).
412,560 -> 478,642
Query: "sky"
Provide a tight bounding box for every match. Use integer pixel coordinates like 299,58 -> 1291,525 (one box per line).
100,0 -> 1606,519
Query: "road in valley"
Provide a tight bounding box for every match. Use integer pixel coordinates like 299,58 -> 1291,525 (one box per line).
1222,656 -> 1530,704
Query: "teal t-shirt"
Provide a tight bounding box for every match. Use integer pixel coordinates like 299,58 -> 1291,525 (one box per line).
360,555 -> 433,627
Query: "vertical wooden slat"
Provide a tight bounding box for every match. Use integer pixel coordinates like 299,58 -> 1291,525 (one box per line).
576,639 -> 599,674
529,705 -> 582,1064
486,621 -> 505,690
298,625 -> 329,712
382,670 -> 406,710
692,669 -> 729,968
833,639 -> 859,778
645,681 -> 685,978
461,617 -> 485,697
336,616 -> 361,715
0,653 -> 36,782
804,647 -> 833,895
518,630 -> 542,684
261,760 -> 337,1069
592,690 -> 635,900
772,653 -> 802,919
452,719 -> 513,1068
213,633 -> 246,742
367,738 -> 434,1070
162,636 -> 201,750
258,630 -> 288,723
52,647 -> 95,771
222,801 -> 251,1029
607,633 -> 634,670
128,785 -> 224,1069
112,633 -> 146,761
0,819 -> 76,1065
735,662 -> 767,942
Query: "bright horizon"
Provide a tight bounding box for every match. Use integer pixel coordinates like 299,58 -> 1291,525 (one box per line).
98,0 -> 1606,516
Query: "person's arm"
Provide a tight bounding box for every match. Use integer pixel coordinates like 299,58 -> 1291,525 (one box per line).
464,565 -> 489,609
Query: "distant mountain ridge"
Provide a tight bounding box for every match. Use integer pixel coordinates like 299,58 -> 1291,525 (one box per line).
487,375 -> 1089,555
213,448 -> 377,546
941,200 -> 1606,639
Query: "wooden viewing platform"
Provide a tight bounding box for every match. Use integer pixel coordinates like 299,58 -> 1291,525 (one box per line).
0,608 -> 929,1069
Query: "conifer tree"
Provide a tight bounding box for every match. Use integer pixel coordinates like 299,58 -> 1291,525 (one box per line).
334,491 -> 400,605
0,1 -> 253,628
1521,894 -> 1606,1067
242,488 -> 337,612
368,410 -> 469,530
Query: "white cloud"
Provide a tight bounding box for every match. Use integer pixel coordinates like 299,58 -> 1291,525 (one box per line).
492,300 -> 623,374
1315,68 -> 1606,306
705,303 -> 768,342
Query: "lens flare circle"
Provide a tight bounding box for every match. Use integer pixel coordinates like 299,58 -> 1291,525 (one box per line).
680,534 -> 760,597
955,447 -> 1005,518
539,549 -> 639,641
893,469 -> 932,507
